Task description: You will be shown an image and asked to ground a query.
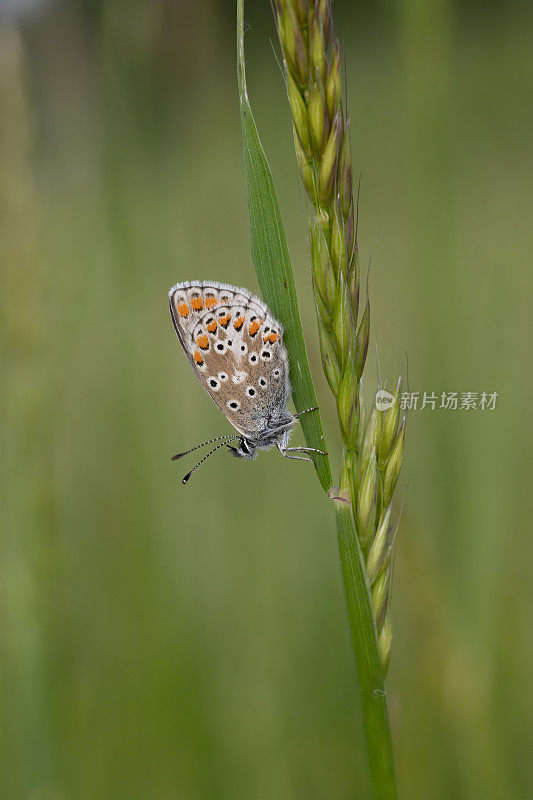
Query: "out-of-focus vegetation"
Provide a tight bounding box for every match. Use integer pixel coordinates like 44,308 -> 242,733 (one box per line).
1,1 -> 532,798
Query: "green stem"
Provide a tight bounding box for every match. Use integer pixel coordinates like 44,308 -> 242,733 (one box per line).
335,501 -> 398,800
237,1 -> 398,795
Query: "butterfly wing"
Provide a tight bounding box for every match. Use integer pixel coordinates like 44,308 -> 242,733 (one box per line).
169,281 -> 291,439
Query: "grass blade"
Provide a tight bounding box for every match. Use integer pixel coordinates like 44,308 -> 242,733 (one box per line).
237,0 -> 331,492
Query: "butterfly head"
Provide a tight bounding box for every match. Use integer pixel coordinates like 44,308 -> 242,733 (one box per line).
227,437 -> 257,460
227,417 -> 296,460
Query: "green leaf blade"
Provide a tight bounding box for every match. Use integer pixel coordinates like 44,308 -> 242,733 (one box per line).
237,0 -> 332,492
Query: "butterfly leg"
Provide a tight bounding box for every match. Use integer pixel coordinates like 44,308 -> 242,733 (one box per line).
284,446 -> 327,456
280,451 -> 314,463
276,442 -> 314,463
292,406 -> 319,418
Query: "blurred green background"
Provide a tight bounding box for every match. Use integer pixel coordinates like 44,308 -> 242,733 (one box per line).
1,0 -> 532,798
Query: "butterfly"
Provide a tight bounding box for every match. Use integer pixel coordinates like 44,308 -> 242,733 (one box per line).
169,280 -> 325,483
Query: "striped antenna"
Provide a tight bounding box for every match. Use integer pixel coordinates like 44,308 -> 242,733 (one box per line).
171,435 -> 240,461
181,442 -> 230,485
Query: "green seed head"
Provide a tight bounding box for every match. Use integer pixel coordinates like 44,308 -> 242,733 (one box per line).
356,448 -> 378,548
341,447 -> 355,498
378,611 -> 393,675
289,0 -> 308,25
273,0 -> 404,688
326,38 -> 341,121
355,297 -> 370,379
314,276 -> 332,330
347,253 -> 359,322
330,200 -> 348,277
311,222 -> 336,312
294,127 -> 316,200
318,107 -> 342,204
316,205 -> 331,245
317,312 -> 341,396
346,199 -> 356,266
308,74 -> 328,156
309,5 -> 327,84
371,563 -> 390,631
338,124 -> 353,219
355,377 -> 366,452
315,0 -> 332,49
383,418 -> 405,507
367,504 -> 392,585
282,1 -> 309,87
379,376 -> 401,467
360,406 -> 382,478
337,352 -> 359,448
287,72 -> 311,157
333,270 -> 354,370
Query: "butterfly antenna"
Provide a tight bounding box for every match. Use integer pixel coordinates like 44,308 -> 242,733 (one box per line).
181,442 -> 230,485
171,435 -> 239,461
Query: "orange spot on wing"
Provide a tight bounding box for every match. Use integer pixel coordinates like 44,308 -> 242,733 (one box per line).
249,320 -> 261,336
206,321 -> 217,334
219,314 -> 231,328
193,350 -> 204,365
177,303 -> 189,318
191,296 -> 204,310
234,315 -> 244,330
205,295 -> 217,308
196,334 -> 209,350
268,332 -> 278,344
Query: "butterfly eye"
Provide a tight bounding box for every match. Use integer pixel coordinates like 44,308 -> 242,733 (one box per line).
227,400 -> 240,410
246,386 -> 256,398
249,353 -> 258,364
215,342 -> 226,353
260,350 -> 271,361
218,372 -> 228,382
240,343 -> 248,354
207,377 -> 220,392
273,369 -> 280,379
259,377 -> 267,387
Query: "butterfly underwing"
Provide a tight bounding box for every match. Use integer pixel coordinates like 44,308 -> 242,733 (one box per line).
169,280 -> 323,476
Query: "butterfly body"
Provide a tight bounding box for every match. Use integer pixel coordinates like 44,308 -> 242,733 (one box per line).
169,280 -> 324,480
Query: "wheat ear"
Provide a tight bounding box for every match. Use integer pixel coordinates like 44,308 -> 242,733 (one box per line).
273,0 -> 406,680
